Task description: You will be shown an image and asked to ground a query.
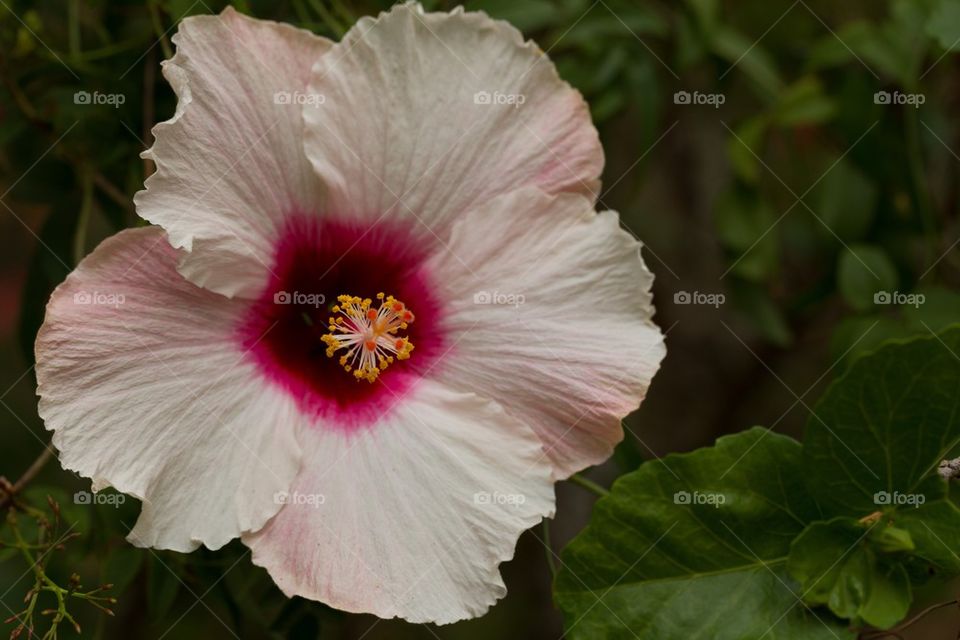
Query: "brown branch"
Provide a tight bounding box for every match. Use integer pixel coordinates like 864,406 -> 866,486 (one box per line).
0,446 -> 56,511
90,171 -> 135,215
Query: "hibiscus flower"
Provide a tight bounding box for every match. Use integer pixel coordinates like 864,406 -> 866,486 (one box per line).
35,2 -> 664,624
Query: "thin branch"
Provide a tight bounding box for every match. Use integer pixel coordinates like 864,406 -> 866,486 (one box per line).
0,446 -> 56,510
568,473 -> 610,497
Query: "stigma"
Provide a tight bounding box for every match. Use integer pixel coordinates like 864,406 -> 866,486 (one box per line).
321,293 -> 415,383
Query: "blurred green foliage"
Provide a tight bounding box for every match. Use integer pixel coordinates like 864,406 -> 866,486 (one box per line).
2,0 -> 960,638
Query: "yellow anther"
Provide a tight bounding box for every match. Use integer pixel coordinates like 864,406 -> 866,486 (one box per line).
320,292 -> 416,383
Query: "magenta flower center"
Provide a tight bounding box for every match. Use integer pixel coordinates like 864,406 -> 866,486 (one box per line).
239,213 -> 446,430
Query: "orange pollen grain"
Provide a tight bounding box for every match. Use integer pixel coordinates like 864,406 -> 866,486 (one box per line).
364,340 -> 377,351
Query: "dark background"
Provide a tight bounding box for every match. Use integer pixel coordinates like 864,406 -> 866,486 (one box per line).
2,0 -> 960,637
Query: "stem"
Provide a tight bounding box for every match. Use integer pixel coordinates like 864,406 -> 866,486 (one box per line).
542,519 -> 557,578
307,0 -> 345,37
1,447 -> 56,510
91,171 -> 135,216
568,473 -> 610,497
148,0 -> 174,60
904,106 -> 936,266
74,168 -> 93,265
142,46 -> 157,185
67,0 -> 82,63
329,0 -> 354,26
13,448 -> 54,496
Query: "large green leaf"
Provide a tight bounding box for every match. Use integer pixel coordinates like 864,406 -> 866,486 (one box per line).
803,327 -> 960,516
554,428 -> 851,640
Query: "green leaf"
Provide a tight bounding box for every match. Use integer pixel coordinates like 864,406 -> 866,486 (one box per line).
828,316 -> 914,365
868,525 -> 915,554
162,0 -> 215,19
730,283 -> 794,347
895,499 -> 960,573
803,327 -> 960,517
711,27 -> 782,96
787,518 -> 911,629
727,116 -> 768,183
103,545 -> 145,593
836,245 -> 897,312
685,0 -> 720,37
147,553 -> 182,621
466,0 -> 562,32
903,286 -> 960,333
715,189 -> 778,282
813,159 -> 878,242
557,9 -> 668,46
555,428 -> 850,640
926,0 -> 960,51
772,77 -> 837,127
858,562 -> 911,629
807,17 -> 920,85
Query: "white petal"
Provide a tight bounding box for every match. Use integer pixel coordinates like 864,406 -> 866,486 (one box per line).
36,227 -> 305,551
135,7 -> 333,298
244,381 -> 554,624
303,1 -> 602,228
425,188 -> 665,478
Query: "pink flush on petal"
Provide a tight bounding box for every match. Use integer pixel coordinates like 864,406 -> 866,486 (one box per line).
239,213 -> 446,431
